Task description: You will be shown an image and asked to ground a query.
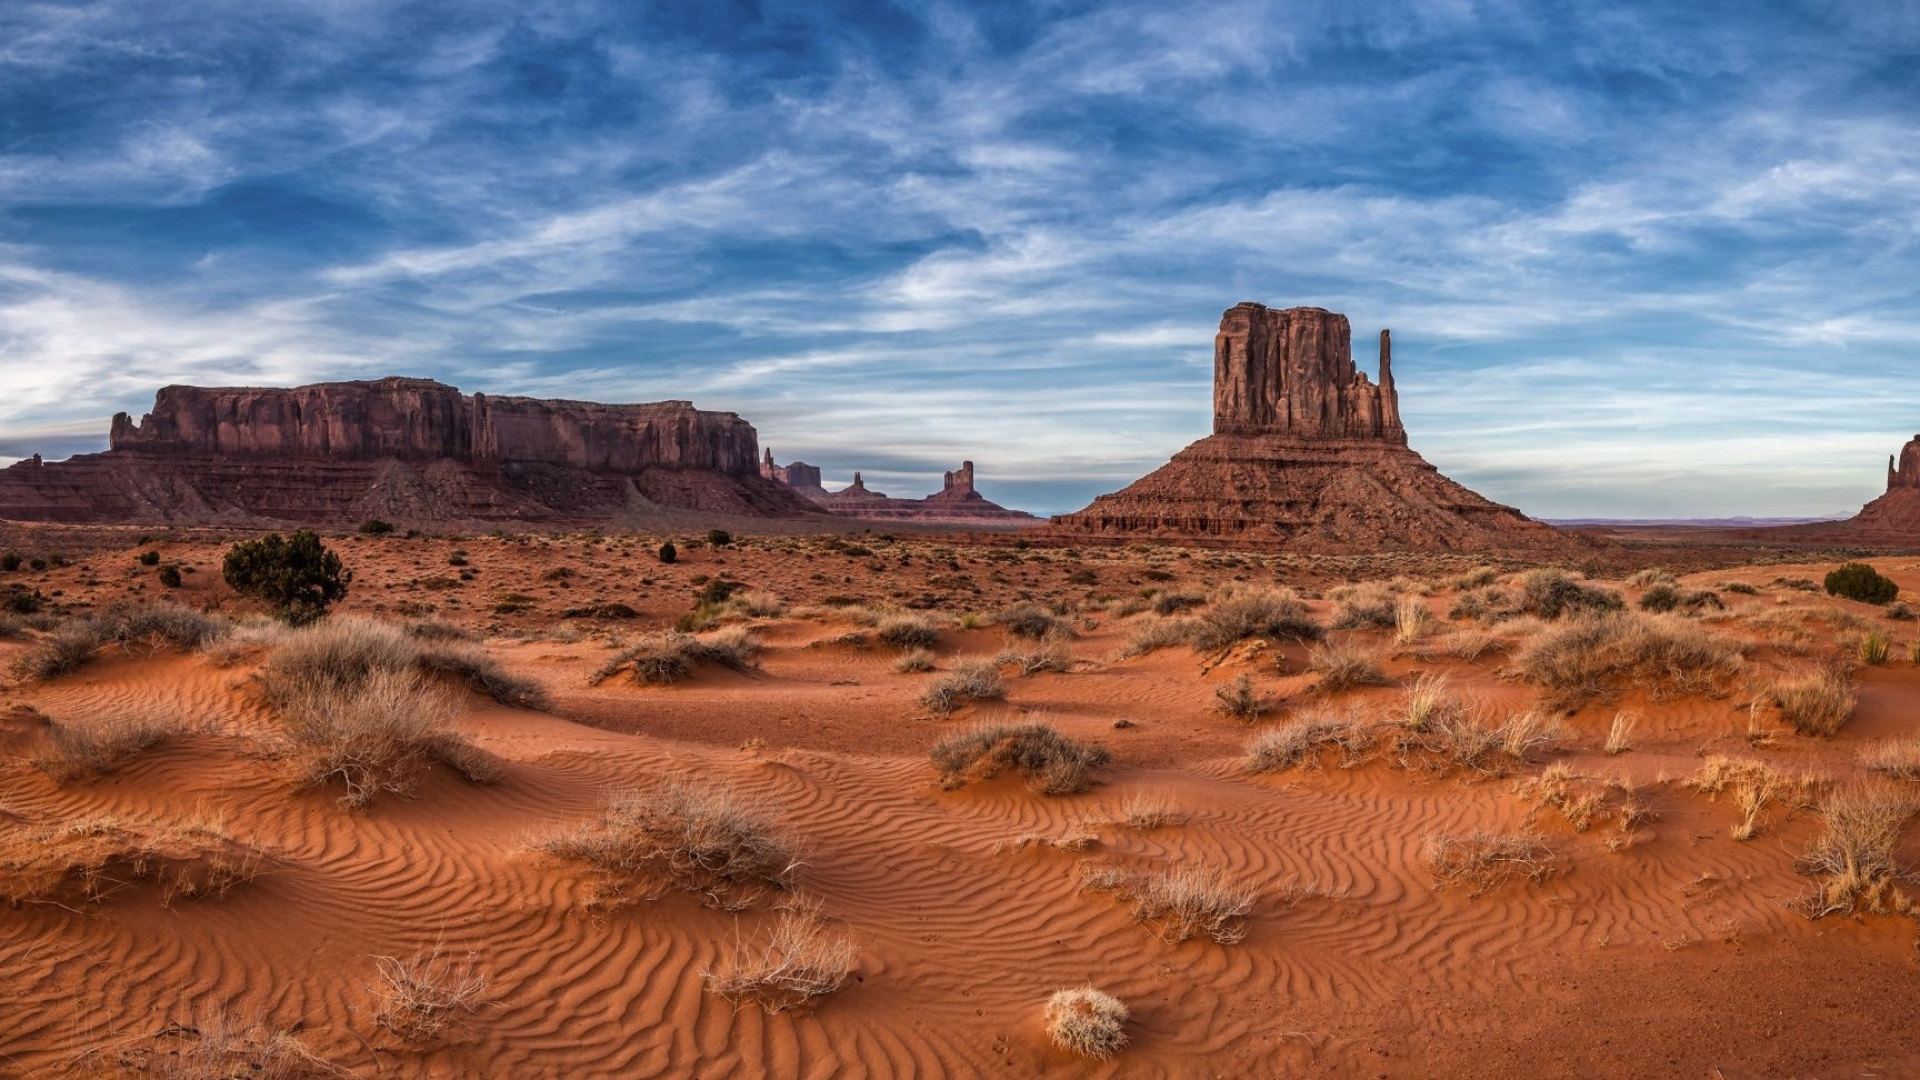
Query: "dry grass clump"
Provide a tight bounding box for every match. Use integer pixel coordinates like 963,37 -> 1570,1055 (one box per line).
0,813 -> 264,907
1448,565 -> 1502,590
875,612 -> 940,650
891,648 -> 936,673
703,901 -> 857,1013
9,624 -> 106,682
996,603 -> 1065,640
271,666 -> 495,808
1422,831 -> 1556,896
1394,703 -> 1557,777
1508,612 -> 1744,704
1328,582 -> 1397,630
917,659 -> 1005,715
1516,569 -> 1624,620
1603,711 -> 1637,755
1043,986 -> 1130,1060
1857,629 -> 1893,665
727,591 -> 787,619
539,780 -> 797,910
66,1009 -> 347,1080
1447,584 -> 1514,622
32,713 -> 178,782
268,617 -> 545,708
372,942 -> 494,1040
8,601 -> 234,683
1212,672 -> 1269,722
1121,614 -> 1203,656
1393,597 -> 1435,644
591,627 -> 763,687
1078,863 -> 1254,944
1245,708 -> 1371,773
1189,587 -> 1322,650
1795,783 -> 1916,918
1862,736 -> 1920,782
1524,764 -> 1656,848
995,640 -> 1074,675
1116,788 -> 1184,829
1307,639 -> 1389,693
1150,589 -> 1206,615
1742,604 -> 1874,654
1768,664 -> 1856,737
929,721 -> 1110,795
1686,756 -> 1821,840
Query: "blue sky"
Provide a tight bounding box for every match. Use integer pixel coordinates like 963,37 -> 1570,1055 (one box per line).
1,0 -> 1917,518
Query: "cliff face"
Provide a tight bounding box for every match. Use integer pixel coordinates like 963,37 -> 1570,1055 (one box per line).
1888,436 -> 1920,491
3,377 -> 814,526
1837,435 -> 1920,538
1213,304 -> 1404,443
1055,302 -> 1577,552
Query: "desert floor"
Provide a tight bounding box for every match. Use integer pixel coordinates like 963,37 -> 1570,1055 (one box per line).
2,527 -> 1918,1079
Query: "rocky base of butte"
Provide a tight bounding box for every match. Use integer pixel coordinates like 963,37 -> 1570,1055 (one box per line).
1054,302 -> 1579,552
761,454 -> 1036,525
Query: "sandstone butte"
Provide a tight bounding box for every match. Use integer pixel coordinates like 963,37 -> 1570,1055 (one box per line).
760,452 -> 1037,525
1803,434 -> 1920,541
0,377 -> 819,527
1052,302 -> 1582,552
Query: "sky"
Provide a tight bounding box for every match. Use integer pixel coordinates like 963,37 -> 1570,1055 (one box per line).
1,0 -> 1917,519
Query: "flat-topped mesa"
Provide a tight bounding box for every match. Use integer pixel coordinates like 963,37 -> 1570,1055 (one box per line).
1212,304 -> 1405,444
759,455 -> 1035,525
109,377 -> 761,475
1889,436 -> 1920,490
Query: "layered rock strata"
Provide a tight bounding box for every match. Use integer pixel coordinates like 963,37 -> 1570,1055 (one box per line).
0,377 -> 815,526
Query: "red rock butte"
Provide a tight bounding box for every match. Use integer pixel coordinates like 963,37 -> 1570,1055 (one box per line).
0,377 -> 815,526
760,453 -> 1037,525
1053,302 -> 1578,551
1832,433 -> 1920,539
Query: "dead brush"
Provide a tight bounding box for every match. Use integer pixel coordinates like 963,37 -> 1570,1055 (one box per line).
371,941 -> 494,1040
917,658 -> 1006,715
1523,765 -> 1655,847
1507,611 -> 1745,705
1767,663 -> 1856,737
1328,582 -> 1397,630
929,721 -> 1109,795
1393,596 -> 1436,644
1307,639 -> 1389,693
1078,863 -> 1254,944
61,1007 -> 348,1080
1043,985 -> 1130,1060
540,780 -> 797,911
1116,788 -> 1184,829
1686,756 -> 1823,841
890,648 -> 936,673
1603,710 -> 1637,755
995,639 -> 1074,675
266,617 -> 545,708
269,666 -> 497,809
33,713 -> 179,782
875,612 -> 940,650
1795,782 -> 1916,918
591,628 -> 763,687
703,899 -> 857,1013
1188,587 -> 1322,651
1862,736 -> 1920,782
1393,704 -> 1557,777
1244,708 -> 1372,773
1212,672 -> 1269,722
1121,614 -> 1203,656
0,813 -> 265,908
1422,831 -> 1556,896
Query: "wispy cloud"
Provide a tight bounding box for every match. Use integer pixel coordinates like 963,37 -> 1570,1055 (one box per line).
0,0 -> 1915,517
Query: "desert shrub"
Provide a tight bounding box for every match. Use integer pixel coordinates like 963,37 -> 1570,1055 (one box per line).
1796,783 -> 1915,917
703,902 -> 857,1012
592,628 -> 762,687
727,591 -> 786,618
1447,584 -> 1513,622
1508,612 -> 1744,703
1858,629 -> 1892,666
266,617 -> 542,708
658,542 -> 677,564
1687,756 -> 1821,840
1245,709 -> 1370,772
1394,703 -> 1556,776
1044,986 -> 1129,1060
158,565 -> 184,588
1116,789 -> 1183,829
94,600 -> 230,653
1825,562 -> 1899,605
1121,614 -> 1202,656
372,943 -> 493,1040
1150,589 -> 1205,615
33,714 -> 176,782
79,1008 -> 340,1079
1,584 -> 45,614
1394,597 -> 1435,644
1640,582 -> 1723,613
539,781 -> 795,910
1078,864 -> 1253,944
995,603 -> 1062,640
359,519 -> 396,536
1721,581 -> 1759,595
1212,673 -> 1269,722
1328,583 -> 1396,630
222,530 -> 351,625
1422,831 -> 1555,896
929,721 -> 1109,794
1448,565 -> 1500,590
917,659 -> 1005,715
706,529 -> 732,547
415,643 -> 548,709
270,666 -> 494,808
137,549 -> 161,566
1307,640 -> 1389,692
876,613 -> 940,650
1517,569 -> 1623,620
1190,587 -> 1321,650
0,552 -> 20,572
891,648 -> 936,673
8,623 -> 102,682
0,814 -> 264,907
1863,737 -> 1920,782
1769,664 -> 1856,737
1626,568 -> 1676,588
996,640 -> 1074,675
1888,601 -> 1916,622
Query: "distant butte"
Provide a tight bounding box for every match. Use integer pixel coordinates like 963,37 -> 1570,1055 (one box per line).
761,453 -> 1037,525
1052,302 -> 1581,552
0,377 -> 816,527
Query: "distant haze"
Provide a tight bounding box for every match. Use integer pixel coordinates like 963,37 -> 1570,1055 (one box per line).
1,1 -> 1915,519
